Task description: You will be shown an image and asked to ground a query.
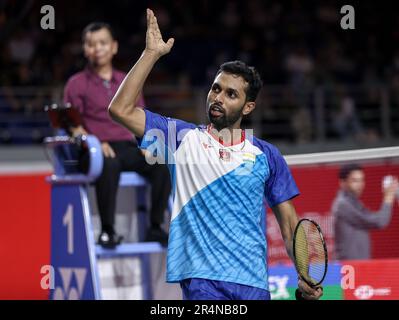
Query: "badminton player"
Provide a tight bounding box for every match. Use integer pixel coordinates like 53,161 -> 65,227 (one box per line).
108,9 -> 322,300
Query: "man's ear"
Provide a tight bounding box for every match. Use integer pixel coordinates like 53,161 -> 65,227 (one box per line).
112,40 -> 119,55
83,43 -> 89,58
242,101 -> 256,116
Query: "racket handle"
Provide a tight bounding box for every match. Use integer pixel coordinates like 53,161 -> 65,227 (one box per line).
295,288 -> 306,300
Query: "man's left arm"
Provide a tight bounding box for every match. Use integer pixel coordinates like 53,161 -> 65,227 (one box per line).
271,200 -> 298,262
272,200 -> 323,300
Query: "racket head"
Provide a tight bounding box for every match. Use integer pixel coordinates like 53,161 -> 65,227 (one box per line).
293,218 -> 328,287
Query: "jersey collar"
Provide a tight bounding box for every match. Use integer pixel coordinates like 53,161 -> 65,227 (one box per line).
206,124 -> 245,147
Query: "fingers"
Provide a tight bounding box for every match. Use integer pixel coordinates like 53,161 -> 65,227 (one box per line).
147,9 -> 156,32
108,145 -> 116,158
152,11 -> 161,34
102,143 -> 116,158
388,177 -> 399,189
299,289 -> 322,300
385,179 -> 399,199
146,9 -> 154,33
300,287 -> 323,300
145,8 -> 174,56
298,279 -> 314,295
146,9 -> 151,39
147,9 -> 158,32
297,279 -> 323,300
311,286 -> 323,300
388,178 -> 398,188
102,145 -> 110,158
166,38 -> 175,50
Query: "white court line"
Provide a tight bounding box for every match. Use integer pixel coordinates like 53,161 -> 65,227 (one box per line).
1,146 -> 399,174
285,146 -> 399,165
0,162 -> 52,175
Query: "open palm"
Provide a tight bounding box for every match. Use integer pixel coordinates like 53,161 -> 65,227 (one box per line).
146,9 -> 174,57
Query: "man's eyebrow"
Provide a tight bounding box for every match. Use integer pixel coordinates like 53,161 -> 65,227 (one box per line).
226,87 -> 240,96
212,82 -> 239,93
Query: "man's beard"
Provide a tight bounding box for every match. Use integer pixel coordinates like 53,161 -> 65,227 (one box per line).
207,103 -> 243,130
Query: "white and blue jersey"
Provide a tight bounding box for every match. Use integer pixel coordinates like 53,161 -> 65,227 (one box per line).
138,110 -> 299,290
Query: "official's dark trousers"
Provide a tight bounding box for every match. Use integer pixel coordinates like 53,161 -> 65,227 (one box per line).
82,140 -> 171,234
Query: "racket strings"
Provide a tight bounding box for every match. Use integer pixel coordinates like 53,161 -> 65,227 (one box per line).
294,220 -> 327,286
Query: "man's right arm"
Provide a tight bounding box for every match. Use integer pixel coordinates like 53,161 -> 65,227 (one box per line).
339,180 -> 398,229
342,202 -> 393,229
108,8 -> 174,138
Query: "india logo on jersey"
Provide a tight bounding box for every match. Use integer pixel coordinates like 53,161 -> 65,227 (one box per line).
242,152 -> 256,163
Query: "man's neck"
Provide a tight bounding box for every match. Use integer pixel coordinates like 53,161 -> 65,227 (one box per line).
208,124 -> 244,146
92,63 -> 113,81
342,189 -> 359,199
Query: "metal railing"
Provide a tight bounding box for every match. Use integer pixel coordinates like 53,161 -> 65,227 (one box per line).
1,84 -> 398,145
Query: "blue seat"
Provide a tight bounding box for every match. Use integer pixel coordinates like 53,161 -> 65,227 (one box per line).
118,172 -> 147,187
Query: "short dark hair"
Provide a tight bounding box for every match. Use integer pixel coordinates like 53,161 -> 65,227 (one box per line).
216,60 -> 263,102
339,163 -> 363,180
82,22 -> 115,43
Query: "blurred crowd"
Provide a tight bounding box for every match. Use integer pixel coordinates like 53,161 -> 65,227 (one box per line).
1,0 -> 399,144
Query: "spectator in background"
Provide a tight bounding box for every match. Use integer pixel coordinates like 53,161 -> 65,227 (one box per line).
291,105 -> 312,144
2,0 -> 399,145
332,164 -> 399,260
284,46 -> 315,102
64,22 -> 171,248
284,46 -> 314,143
332,93 -> 365,141
7,28 -> 35,64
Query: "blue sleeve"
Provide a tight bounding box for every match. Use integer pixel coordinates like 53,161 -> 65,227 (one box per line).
264,146 -> 300,208
137,109 -> 196,162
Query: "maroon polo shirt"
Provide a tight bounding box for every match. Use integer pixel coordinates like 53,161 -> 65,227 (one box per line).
63,67 -> 144,142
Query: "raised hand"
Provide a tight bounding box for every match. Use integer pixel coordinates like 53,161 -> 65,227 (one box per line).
383,177 -> 399,204
145,8 -> 174,58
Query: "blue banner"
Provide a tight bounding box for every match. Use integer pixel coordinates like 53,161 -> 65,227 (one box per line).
50,184 -> 100,299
